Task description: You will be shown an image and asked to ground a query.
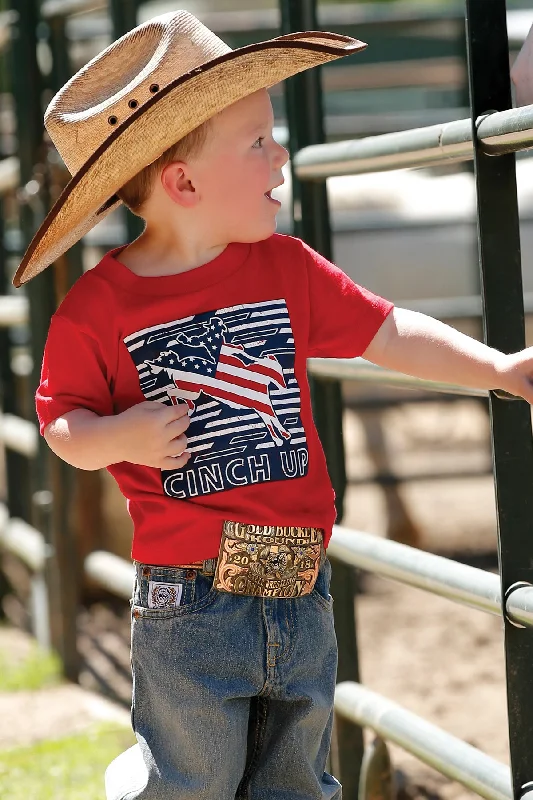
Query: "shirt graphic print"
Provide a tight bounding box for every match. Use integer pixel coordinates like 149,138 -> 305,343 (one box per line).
124,299 -> 309,499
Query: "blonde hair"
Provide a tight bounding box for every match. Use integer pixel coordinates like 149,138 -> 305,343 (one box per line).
117,120 -> 211,214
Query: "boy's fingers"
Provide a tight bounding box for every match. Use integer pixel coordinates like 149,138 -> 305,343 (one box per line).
166,415 -> 191,436
165,402 -> 190,420
165,433 -> 188,457
519,379 -> 533,405
135,400 -> 189,420
160,451 -> 191,471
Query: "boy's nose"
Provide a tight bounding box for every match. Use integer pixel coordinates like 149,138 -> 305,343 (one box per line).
274,142 -> 289,170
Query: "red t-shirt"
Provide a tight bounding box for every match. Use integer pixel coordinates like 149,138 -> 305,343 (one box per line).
36,233 -> 393,564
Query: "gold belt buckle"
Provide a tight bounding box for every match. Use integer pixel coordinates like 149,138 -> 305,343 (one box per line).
214,521 -> 324,598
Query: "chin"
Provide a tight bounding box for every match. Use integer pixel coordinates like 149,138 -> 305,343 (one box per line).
251,219 -> 279,241
232,223 -> 277,244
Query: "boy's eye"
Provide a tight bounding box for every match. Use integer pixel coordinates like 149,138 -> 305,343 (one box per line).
252,136 -> 265,149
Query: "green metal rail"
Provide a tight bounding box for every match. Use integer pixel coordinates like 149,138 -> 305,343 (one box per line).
335,683 -> 512,800
294,103 -> 533,178
41,0 -> 106,17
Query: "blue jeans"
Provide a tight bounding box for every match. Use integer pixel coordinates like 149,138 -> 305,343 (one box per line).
105,557 -> 341,800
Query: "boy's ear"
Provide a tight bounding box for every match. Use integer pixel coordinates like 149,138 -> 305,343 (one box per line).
160,161 -> 199,208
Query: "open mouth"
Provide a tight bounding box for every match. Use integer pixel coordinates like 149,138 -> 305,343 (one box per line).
265,180 -> 285,206
265,184 -> 283,205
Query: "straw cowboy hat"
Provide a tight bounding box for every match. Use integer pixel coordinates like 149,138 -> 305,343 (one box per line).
13,10 -> 366,287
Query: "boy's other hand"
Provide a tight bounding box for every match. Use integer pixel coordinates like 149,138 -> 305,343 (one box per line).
495,348 -> 533,404
116,400 -> 191,470
511,24 -> 533,106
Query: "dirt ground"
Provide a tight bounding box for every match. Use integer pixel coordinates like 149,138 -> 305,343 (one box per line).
0,626 -> 130,749
0,395 -> 514,799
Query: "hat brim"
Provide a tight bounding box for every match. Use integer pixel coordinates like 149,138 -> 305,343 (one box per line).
13,32 -> 366,287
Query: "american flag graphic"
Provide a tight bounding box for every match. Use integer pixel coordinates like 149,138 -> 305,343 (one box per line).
124,300 -> 308,499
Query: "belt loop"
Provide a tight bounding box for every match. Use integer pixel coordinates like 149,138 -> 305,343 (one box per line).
202,558 -> 217,575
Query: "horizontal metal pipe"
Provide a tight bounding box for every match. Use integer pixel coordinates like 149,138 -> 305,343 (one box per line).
505,584 -> 533,628
478,105 -> 533,156
334,682 -> 512,800
0,503 -> 47,572
330,527 -> 533,629
84,550 -> 134,600
408,291 -> 533,321
329,526 -> 501,615
295,119 -> 473,179
294,105 -> 533,179
307,357 -> 489,398
0,296 -> 28,327
0,413 -> 38,457
41,0 -> 106,18
0,12 -> 15,50
0,157 -> 19,196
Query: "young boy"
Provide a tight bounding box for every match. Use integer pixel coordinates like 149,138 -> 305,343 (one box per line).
15,10 -> 533,800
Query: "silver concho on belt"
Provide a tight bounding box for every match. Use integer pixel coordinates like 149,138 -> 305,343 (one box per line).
214,521 -> 324,598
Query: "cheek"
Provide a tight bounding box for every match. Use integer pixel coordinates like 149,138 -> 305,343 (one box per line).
217,175 -> 265,210
202,155 -> 270,212
207,165 -> 245,206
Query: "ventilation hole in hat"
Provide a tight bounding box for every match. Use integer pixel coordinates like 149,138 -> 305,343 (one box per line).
149,83 -> 159,93
128,99 -> 138,110
96,194 -> 119,215
108,115 -> 118,125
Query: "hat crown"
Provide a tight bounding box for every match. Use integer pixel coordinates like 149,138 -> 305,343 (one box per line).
45,11 -> 231,174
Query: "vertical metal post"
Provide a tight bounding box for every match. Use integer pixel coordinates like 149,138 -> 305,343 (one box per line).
0,210 -> 30,522
3,1 -> 39,524
11,0 -> 79,680
465,2 -> 533,797
109,0 -> 143,242
47,7 -> 107,596
0,200 -> 14,614
280,0 -> 346,522
47,13 -> 85,292
280,1 -> 362,796
329,557 -> 363,800
46,5 -> 85,681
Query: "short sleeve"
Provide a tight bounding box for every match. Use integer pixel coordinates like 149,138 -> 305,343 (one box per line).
303,241 -> 394,358
36,314 -> 113,435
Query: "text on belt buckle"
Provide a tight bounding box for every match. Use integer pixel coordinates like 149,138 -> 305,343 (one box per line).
214,521 -> 324,598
